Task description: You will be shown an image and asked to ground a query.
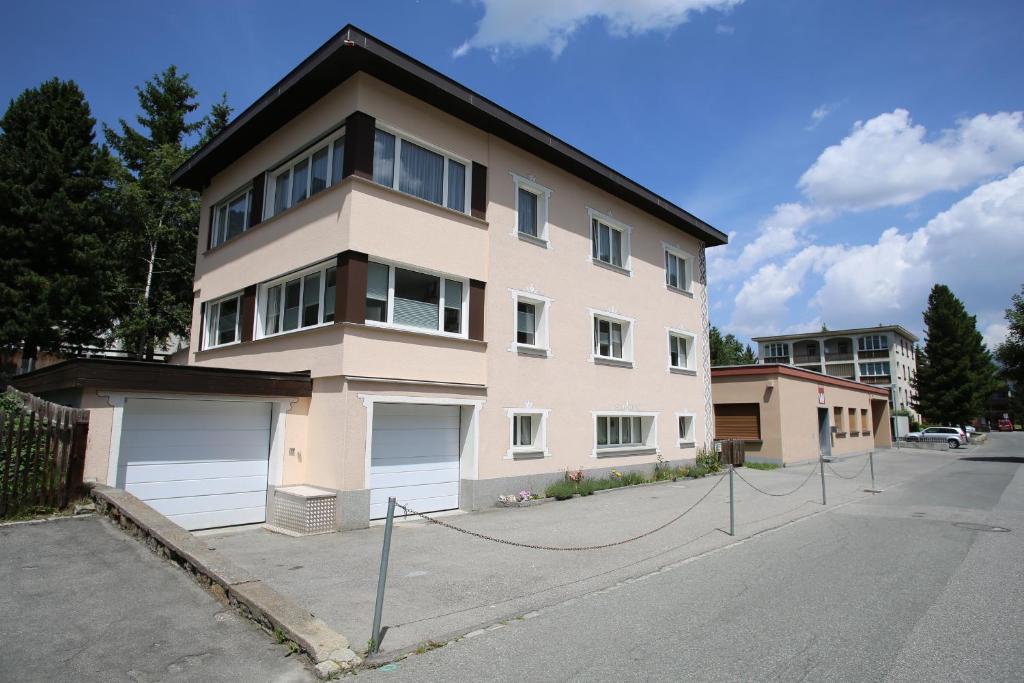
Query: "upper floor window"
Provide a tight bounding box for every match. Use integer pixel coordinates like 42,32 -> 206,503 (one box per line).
372,128 -> 469,213
365,259 -> 468,337
266,129 -> 345,219
204,293 -> 242,349
589,210 -> 630,272
211,188 -> 252,248
859,361 -> 890,377
664,246 -> 693,293
858,335 -> 889,351
256,261 -> 337,338
512,174 -> 551,244
764,343 -> 789,359
512,290 -> 551,355
668,330 -> 696,371
591,311 -> 634,365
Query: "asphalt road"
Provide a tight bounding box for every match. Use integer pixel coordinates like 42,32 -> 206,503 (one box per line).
0,515 -> 310,683
358,433 -> 1024,682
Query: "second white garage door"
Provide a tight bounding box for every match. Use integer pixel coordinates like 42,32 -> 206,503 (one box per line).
370,404 -> 461,519
119,398 -> 272,531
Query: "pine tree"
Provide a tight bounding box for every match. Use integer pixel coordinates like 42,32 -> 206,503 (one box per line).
914,284 -> 996,425
105,67 -> 229,356
996,285 -> 1024,387
709,326 -> 754,366
0,79 -> 116,368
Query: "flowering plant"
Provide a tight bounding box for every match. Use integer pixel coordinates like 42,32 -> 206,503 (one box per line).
518,490 -> 532,502
611,469 -> 623,479
566,468 -> 584,483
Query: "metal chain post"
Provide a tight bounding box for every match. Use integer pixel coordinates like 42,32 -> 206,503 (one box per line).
729,463 -> 735,536
370,497 -> 396,653
819,450 -> 827,506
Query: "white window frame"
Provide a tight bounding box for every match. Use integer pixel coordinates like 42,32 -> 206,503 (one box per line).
373,123 -> 472,215
365,258 -> 470,339
505,408 -> 550,459
662,243 -> 694,293
511,173 -> 552,245
859,361 -> 891,377
764,342 -> 789,359
589,309 -> 635,366
588,208 -> 632,274
254,260 -> 336,340
676,412 -> 696,447
667,328 -> 697,373
511,289 -> 551,356
591,411 -> 658,457
263,126 -> 346,220
858,334 -> 889,351
210,186 -> 253,248
203,292 -> 243,350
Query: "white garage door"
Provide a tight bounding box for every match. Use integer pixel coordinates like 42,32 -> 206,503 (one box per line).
119,398 -> 272,531
370,404 -> 461,519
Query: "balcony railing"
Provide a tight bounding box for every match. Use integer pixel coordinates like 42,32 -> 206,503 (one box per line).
825,352 -> 854,361
860,375 -> 892,385
764,356 -> 789,364
858,349 -> 889,359
793,354 -> 822,364
826,363 -> 855,379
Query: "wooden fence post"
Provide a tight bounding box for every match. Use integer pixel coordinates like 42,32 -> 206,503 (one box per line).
63,417 -> 89,507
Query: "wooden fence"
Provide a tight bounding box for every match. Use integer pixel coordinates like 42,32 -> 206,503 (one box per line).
0,387 -> 90,517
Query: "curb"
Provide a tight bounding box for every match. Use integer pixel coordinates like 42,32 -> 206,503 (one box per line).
88,484 -> 361,678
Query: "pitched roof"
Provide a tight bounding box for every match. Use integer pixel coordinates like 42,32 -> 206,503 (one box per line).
170,25 -> 727,247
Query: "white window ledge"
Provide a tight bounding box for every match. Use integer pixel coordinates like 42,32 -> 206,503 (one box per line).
594,446 -> 658,458
517,232 -> 549,248
593,358 -> 630,368
516,344 -> 550,358
590,258 -> 632,277
508,449 -> 549,461
670,367 -> 697,376
666,284 -> 694,298
678,441 -> 696,448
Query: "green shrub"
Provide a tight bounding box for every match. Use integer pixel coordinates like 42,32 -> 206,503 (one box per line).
688,465 -> 708,478
744,462 -> 779,470
675,466 -> 689,479
695,446 -> 721,473
545,481 -> 577,500
620,471 -> 646,486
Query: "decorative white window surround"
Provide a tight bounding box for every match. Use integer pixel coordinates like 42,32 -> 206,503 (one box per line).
255,260 -> 336,341
590,411 -> 658,458
203,292 -> 243,350
589,308 -> 635,367
587,208 -> 632,275
662,242 -> 695,295
365,257 -> 470,340
264,126 -> 346,220
510,289 -> 552,356
504,407 -> 551,459
667,327 -> 698,374
372,123 -> 472,215
511,172 -> 552,246
676,412 -> 696,447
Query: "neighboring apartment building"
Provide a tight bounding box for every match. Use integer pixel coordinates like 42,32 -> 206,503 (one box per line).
149,26 -> 727,529
752,325 -> 919,419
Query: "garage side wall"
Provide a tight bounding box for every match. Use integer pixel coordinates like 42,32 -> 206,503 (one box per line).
779,377 -> 879,461
712,376 -> 783,463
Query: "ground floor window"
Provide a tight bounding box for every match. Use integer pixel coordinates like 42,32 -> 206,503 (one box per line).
677,414 -> 695,445
507,409 -> 548,458
594,414 -> 655,454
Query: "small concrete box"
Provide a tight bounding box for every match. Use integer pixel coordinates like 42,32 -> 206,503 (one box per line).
269,485 -> 337,536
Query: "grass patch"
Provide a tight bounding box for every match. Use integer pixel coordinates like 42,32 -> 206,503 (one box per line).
687,465 -> 708,478
544,481 -> 577,500
743,462 -> 780,470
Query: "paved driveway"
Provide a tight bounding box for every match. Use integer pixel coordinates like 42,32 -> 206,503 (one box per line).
209,447 -> 956,655
0,516 -> 310,683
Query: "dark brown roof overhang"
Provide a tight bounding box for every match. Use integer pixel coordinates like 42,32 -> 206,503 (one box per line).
171,25 -> 727,247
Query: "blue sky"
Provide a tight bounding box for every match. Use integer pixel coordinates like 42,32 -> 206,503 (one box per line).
3,0 -> 1022,348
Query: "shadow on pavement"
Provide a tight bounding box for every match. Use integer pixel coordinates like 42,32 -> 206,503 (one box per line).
959,456 -> 1024,464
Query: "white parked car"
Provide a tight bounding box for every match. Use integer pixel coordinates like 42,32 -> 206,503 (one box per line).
905,426 -> 967,448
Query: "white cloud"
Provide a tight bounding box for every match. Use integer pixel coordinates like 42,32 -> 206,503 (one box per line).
454,0 -> 744,58
709,203 -> 829,283
715,23 -> 735,35
806,103 -> 835,130
728,166 -> 1024,336
983,322 -> 1010,350
799,109 -> 1024,211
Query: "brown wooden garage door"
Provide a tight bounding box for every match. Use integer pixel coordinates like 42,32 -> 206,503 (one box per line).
714,403 -> 761,440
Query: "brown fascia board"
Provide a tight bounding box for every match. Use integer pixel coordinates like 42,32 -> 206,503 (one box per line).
752,325 -> 919,343
170,25 -> 727,248
711,363 -> 890,396
11,359 -> 312,398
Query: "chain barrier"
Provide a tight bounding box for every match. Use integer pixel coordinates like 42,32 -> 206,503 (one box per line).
825,454 -> 872,480
394,473 -> 727,552
733,462 -> 821,497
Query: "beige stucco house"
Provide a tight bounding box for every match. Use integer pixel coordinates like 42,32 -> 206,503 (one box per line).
712,364 -> 892,465
16,26 -> 727,531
